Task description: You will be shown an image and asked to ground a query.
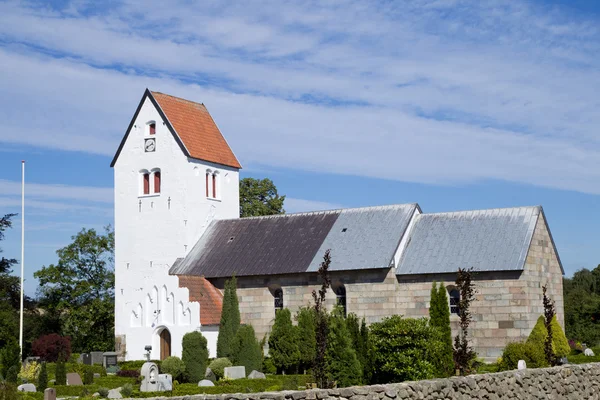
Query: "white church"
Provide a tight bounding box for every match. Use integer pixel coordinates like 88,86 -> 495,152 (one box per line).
112,89 -> 564,362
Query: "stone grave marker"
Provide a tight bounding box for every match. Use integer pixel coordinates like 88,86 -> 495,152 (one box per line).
67,372 -> 84,386
584,348 -> 595,357
80,353 -> 92,365
517,360 -> 526,370
108,388 -> 122,399
90,352 -> 104,365
103,352 -> 118,368
198,379 -> 215,387
157,374 -> 172,391
224,366 -> 246,380
248,370 -> 266,379
140,362 -> 159,392
44,388 -> 56,400
17,383 -> 36,392
204,367 -> 216,382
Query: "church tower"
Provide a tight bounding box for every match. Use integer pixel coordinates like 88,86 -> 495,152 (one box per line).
111,89 -> 241,360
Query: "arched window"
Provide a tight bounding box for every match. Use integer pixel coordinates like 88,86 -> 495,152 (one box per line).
212,173 -> 217,198
335,285 -> 347,317
143,172 -> 150,195
274,289 -> 283,313
449,288 -> 460,315
154,171 -> 161,193
205,171 -> 210,197
148,121 -> 156,135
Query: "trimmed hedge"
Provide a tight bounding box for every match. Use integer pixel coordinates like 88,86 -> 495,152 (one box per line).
498,342 -> 547,371
182,331 -> 209,383
160,356 -> 186,382
208,358 -> 232,380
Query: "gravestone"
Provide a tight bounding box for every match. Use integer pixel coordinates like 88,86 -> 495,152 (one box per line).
198,379 -> 215,387
248,370 -> 266,379
140,362 -> 159,392
67,372 -> 83,386
204,367 -> 216,382
91,352 -> 104,365
44,388 -> 56,400
80,353 -> 92,365
103,352 -> 118,368
157,374 -> 172,391
584,348 -> 595,356
17,384 -> 36,392
25,356 -> 40,365
517,360 -> 527,370
108,388 -> 122,399
224,366 -> 246,380
93,373 -> 101,379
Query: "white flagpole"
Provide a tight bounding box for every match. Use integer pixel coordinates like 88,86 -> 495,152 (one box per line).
19,160 -> 25,357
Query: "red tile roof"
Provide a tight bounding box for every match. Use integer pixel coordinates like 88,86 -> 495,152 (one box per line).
151,91 -> 241,169
177,275 -> 223,326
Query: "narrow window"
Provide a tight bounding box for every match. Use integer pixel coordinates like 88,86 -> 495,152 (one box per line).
143,173 -> 150,195
154,171 -> 161,193
149,123 -> 156,135
336,286 -> 347,317
212,173 -> 217,198
449,288 -> 460,315
274,289 -> 283,313
205,172 -> 210,197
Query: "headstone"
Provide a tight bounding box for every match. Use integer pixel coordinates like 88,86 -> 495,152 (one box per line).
198,379 -> 215,387
140,362 -> 159,392
103,352 -> 119,369
224,366 -> 246,380
17,384 -> 36,392
204,367 -> 216,382
157,374 -> 172,391
25,356 -> 40,365
44,388 -> 56,400
80,353 -> 92,365
91,352 -> 104,365
248,370 -> 266,379
108,388 -> 122,399
67,372 -> 84,386
517,360 -> 526,370
559,357 -> 569,365
93,373 -> 101,379
584,348 -> 595,356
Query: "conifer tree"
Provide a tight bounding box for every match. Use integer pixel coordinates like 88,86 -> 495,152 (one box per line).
182,331 -> 209,383
55,361 -> 67,386
268,308 -> 300,373
217,276 -> 241,359
37,362 -> 48,392
429,282 -> 441,324
358,318 -> 372,384
325,310 -> 362,387
431,283 -> 454,376
232,325 -> 262,373
296,307 -> 316,373
0,340 -> 20,383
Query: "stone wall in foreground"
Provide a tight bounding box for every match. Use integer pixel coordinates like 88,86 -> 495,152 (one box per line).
132,363 -> 600,400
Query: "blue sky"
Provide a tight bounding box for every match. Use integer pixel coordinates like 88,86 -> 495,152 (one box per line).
0,0 -> 599,296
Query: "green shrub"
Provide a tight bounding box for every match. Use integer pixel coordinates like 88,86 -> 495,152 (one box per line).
97,387 -> 109,398
498,341 -> 547,371
208,358 -> 232,380
261,357 -> 276,375
118,360 -> 161,371
0,340 -> 21,383
160,356 -> 186,382
120,383 -> 133,397
182,331 -> 208,383
268,308 -> 300,373
429,282 -> 454,377
527,315 -> 570,358
369,315 -> 447,383
217,276 -> 241,359
37,363 -> 47,392
325,311 -> 362,387
0,382 -> 18,400
54,362 -> 66,386
83,366 -> 94,385
295,307 -> 316,373
232,325 -> 262,374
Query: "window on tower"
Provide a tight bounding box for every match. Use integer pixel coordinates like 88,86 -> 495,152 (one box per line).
153,170 -> 161,193
148,122 -> 156,135
205,169 -> 219,199
212,173 -> 217,198
205,171 -> 210,197
143,172 -> 150,195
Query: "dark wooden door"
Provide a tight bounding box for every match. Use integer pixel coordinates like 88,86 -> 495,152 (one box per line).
160,329 -> 171,360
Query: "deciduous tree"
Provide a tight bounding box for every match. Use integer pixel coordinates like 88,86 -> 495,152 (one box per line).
239,178 -> 285,217
453,268 -> 477,375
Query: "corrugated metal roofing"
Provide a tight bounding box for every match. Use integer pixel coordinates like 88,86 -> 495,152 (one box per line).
306,204 -> 418,272
396,206 -> 540,275
169,211 -> 340,278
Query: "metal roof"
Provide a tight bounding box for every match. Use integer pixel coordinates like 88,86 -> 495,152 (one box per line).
396,206 -> 541,275
306,204 -> 418,272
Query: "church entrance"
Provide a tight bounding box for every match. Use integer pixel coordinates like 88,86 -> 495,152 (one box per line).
159,328 -> 171,360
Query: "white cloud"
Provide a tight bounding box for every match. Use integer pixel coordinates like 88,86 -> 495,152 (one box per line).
0,0 -> 599,195
0,179 -> 113,203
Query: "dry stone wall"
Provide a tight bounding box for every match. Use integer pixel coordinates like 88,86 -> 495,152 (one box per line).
131,363 -> 600,400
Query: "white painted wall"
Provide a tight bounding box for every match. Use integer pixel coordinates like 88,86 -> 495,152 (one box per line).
114,96 -> 239,360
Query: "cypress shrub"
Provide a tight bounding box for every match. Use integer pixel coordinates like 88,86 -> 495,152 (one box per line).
0,340 -> 20,384
232,325 -> 262,373
182,331 -> 208,383
37,362 -> 48,392
296,307 -> 316,373
268,308 -> 300,374
325,311 -> 362,387
83,366 -> 94,385
527,315 -> 570,358
358,318 -> 372,384
217,276 -> 241,359
429,282 -> 454,376
55,361 -> 67,386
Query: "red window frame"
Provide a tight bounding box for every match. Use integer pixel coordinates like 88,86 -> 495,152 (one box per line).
212,173 -> 217,198
154,171 -> 161,193
143,173 -> 150,195
149,123 -> 156,135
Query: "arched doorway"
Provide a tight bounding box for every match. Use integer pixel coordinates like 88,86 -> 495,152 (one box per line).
159,328 -> 171,360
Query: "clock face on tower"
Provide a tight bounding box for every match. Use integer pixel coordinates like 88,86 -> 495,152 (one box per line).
144,138 -> 156,152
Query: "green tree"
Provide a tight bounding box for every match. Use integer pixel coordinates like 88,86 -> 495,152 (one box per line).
358,319 -> 372,384
429,283 -> 454,376
325,310 -> 362,387
232,325 -> 262,373
312,250 -> 332,388
37,362 -> 48,392
0,340 -> 20,383
182,331 -> 209,383
161,356 -> 186,382
34,227 -> 115,352
563,265 -> 600,346
527,315 -> 570,358
217,276 -> 241,358
295,307 -> 316,373
453,268 -> 477,375
55,361 -> 66,386
239,178 -> 285,217
268,308 -> 300,374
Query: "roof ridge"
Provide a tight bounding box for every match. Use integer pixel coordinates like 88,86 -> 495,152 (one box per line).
421,205 -> 541,217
